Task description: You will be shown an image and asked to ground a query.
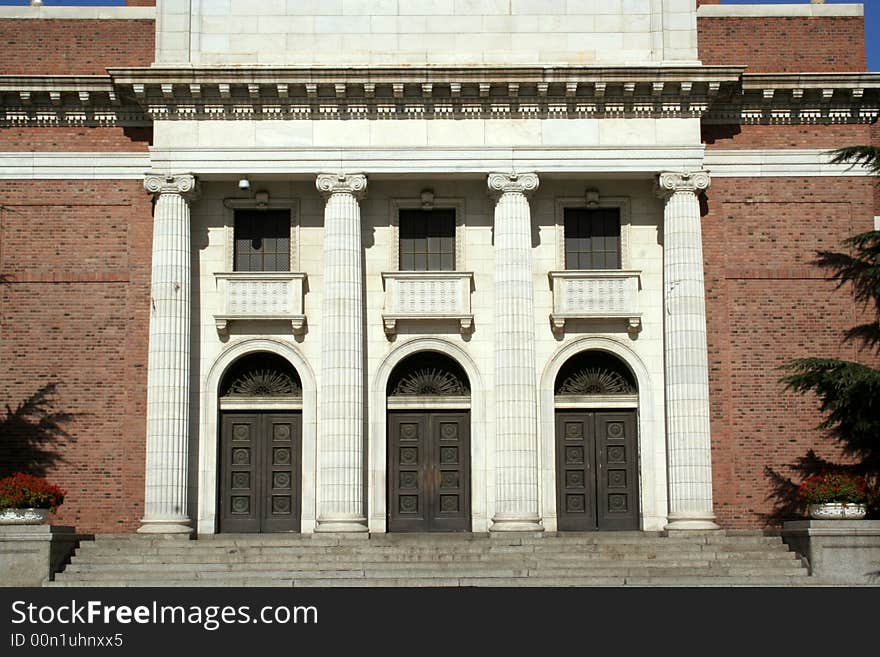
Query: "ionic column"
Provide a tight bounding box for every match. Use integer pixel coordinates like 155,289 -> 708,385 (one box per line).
139,173 -> 198,534
488,172 -> 543,532
657,171 -> 720,531
315,173 -> 369,533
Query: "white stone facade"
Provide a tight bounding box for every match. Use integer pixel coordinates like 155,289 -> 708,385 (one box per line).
135,0 -> 719,535
156,0 -> 698,67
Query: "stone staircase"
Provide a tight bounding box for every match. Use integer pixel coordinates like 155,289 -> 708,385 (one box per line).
48,531 -> 812,587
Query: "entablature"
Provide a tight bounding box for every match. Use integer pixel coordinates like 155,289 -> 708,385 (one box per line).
1,67 -> 877,127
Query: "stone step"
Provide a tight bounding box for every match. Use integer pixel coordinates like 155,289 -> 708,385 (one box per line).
52,531 -> 809,587
48,575 -> 814,588
55,562 -> 807,582
71,552 -> 800,568
74,540 -> 792,557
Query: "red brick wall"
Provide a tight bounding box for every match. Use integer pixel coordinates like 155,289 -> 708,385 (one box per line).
0,19 -> 154,75
703,177 -> 877,528
698,17 -> 866,72
0,127 -> 152,152
0,180 -> 151,533
703,124 -> 875,150
126,0 -> 156,5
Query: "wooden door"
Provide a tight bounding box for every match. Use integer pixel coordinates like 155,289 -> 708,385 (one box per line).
556,410 -> 638,531
388,411 -> 470,532
219,412 -> 301,533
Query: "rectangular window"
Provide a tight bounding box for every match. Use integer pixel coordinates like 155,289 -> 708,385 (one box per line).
399,209 -> 455,271
564,208 -> 620,270
234,210 -> 290,272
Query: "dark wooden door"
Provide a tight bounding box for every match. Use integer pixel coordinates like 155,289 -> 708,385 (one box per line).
388,411 -> 470,532
219,412 -> 301,533
556,410 -> 638,531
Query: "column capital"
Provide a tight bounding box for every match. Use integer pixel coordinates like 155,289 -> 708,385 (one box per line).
656,170 -> 710,198
144,173 -> 199,199
316,173 -> 367,200
487,171 -> 539,198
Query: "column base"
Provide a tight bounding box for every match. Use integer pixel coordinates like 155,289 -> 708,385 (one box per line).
314,514 -> 369,533
137,516 -> 193,535
489,513 -> 544,533
664,514 -> 721,531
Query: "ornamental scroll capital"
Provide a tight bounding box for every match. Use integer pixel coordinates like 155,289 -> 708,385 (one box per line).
316,173 -> 368,200
143,173 -> 199,200
487,171 -> 540,199
655,171 -> 710,198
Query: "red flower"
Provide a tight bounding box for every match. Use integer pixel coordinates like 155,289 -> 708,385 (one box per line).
0,473 -> 66,511
798,473 -> 868,505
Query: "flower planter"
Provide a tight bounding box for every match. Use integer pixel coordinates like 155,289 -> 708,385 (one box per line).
0,508 -> 50,525
808,503 -> 867,520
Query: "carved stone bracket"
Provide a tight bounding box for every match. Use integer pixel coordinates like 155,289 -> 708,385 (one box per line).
655,170 -> 710,198
550,315 -> 641,339
316,173 -> 367,200
383,315 -> 474,340
144,173 -> 199,200
214,315 -> 306,339
487,171 -> 540,198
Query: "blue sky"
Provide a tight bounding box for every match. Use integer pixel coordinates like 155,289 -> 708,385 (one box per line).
0,0 -> 876,70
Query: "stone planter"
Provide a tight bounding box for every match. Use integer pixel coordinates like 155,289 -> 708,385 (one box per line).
0,508 -> 50,525
809,503 -> 867,520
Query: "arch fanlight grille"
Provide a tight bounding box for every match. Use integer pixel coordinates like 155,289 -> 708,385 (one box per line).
556,368 -> 635,396
224,369 -> 302,397
391,368 -> 469,396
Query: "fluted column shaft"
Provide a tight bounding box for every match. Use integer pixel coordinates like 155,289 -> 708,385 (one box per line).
139,173 -> 198,534
488,172 -> 543,532
315,173 -> 369,532
658,171 -> 720,530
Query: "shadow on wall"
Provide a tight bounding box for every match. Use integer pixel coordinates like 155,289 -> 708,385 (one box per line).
762,450 -> 851,525
0,382 -> 77,479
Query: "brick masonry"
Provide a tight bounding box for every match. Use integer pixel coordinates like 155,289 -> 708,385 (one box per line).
0,181 -> 152,533
697,16 -> 866,73
0,127 -> 151,152
703,177 -> 879,528
0,19 -> 154,76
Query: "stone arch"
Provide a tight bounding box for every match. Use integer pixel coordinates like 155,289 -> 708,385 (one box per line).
539,336 -> 666,532
369,338 -> 487,533
197,338 -> 317,534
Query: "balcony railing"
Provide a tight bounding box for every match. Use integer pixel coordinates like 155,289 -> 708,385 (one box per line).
213,272 -> 306,338
549,270 -> 641,336
381,271 -> 474,338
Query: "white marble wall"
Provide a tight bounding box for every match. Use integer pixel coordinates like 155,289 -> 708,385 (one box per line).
156,0 -> 698,66
189,173 -> 668,533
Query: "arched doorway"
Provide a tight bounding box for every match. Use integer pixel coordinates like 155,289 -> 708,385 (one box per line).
386,351 -> 471,532
554,350 -> 640,531
217,352 -> 303,533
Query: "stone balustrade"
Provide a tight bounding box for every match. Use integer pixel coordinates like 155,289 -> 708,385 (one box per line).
549,270 -> 642,336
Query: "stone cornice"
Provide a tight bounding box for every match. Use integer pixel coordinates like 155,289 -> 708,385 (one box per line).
705,72 -> 880,125
316,173 -> 367,200
0,68 -> 877,127
487,172 -> 539,198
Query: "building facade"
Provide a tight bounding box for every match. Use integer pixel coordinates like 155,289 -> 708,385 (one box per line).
0,0 -> 877,536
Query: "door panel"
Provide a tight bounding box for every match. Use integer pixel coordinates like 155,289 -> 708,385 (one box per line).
388,411 -> 470,532
594,412 -> 638,530
388,413 -> 430,531
555,410 -> 638,531
220,412 -> 301,533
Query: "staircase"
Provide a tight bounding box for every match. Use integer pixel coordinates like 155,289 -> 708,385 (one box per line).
48,531 -> 811,587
